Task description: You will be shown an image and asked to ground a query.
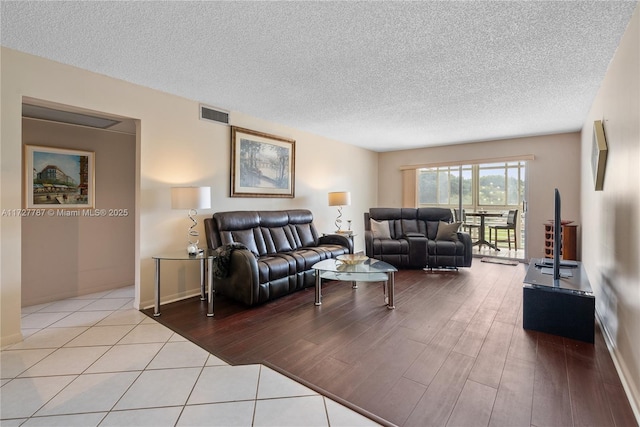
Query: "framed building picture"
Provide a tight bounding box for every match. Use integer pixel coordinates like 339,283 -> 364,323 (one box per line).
230,127 -> 295,198
24,145 -> 95,209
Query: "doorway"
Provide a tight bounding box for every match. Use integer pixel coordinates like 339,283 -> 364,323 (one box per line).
21,98 -> 138,306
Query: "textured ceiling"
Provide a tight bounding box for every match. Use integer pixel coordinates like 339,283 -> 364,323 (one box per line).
1,1 -> 637,152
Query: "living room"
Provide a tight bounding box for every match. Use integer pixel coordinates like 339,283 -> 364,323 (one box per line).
1,2 -> 639,425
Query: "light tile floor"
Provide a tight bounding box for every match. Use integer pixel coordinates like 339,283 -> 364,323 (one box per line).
1,286 -> 379,426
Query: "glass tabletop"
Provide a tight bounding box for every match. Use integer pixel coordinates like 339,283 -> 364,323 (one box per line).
312,257 -> 397,274
152,249 -> 215,260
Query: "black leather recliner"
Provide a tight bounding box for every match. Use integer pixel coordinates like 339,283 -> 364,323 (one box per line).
364,207 -> 473,269
204,209 -> 352,306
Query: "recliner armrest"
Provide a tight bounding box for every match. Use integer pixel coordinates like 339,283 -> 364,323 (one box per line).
456,231 -> 473,267
404,233 -> 428,268
364,230 -> 374,258
404,232 -> 426,238
214,249 -> 260,306
319,233 -> 354,254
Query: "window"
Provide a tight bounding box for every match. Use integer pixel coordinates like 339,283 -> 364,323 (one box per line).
417,161 -> 525,210
478,162 -> 525,208
417,165 -> 473,207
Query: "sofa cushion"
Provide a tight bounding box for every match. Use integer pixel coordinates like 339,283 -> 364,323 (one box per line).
317,244 -> 350,258
286,210 -> 319,247
259,210 -> 290,227
228,229 -> 261,256
370,219 -> 391,239
262,227 -> 293,253
401,219 -> 421,235
428,239 -> 465,255
286,248 -> 322,270
418,208 -> 455,239
374,238 -> 409,255
426,221 -> 440,240
435,221 -> 462,241
257,256 -> 292,282
294,223 -> 317,247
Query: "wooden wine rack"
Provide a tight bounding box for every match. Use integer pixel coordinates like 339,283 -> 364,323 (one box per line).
544,223 -> 577,260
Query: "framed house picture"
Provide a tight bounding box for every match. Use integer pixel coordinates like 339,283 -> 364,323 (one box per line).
25,145 -> 95,209
230,126 -> 295,198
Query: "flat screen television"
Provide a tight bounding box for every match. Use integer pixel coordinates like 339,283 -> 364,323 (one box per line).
553,188 -> 561,281
539,188 -> 576,279
536,188 -> 578,280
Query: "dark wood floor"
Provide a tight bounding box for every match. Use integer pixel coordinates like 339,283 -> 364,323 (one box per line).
145,261 -> 637,427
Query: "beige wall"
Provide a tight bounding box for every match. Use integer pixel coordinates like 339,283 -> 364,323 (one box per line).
21,118 -> 136,306
377,132 -> 582,260
581,4 -> 640,414
0,47 -> 378,346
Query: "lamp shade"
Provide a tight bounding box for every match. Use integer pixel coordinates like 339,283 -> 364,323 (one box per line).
328,191 -> 351,206
171,186 -> 211,210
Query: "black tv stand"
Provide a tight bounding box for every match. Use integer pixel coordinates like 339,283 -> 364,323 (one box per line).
522,258 -> 595,343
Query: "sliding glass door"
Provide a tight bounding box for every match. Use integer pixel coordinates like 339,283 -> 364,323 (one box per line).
417,161 -> 527,258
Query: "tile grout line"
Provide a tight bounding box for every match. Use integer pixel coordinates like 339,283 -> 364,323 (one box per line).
3,286 -> 380,426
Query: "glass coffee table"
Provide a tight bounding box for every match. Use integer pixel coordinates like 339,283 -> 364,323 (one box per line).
312,258 -> 397,309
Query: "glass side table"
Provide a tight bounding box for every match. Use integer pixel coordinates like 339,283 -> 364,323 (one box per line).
323,232 -> 356,243
152,250 -> 215,317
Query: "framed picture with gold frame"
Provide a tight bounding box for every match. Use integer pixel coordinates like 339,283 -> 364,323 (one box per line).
591,120 -> 608,191
230,126 -> 295,198
24,145 -> 95,208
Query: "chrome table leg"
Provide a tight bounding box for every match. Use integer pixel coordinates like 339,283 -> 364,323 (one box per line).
315,271 -> 322,306
154,258 -> 161,316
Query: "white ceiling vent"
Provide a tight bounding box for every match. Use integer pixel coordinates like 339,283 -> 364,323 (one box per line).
199,104 -> 229,125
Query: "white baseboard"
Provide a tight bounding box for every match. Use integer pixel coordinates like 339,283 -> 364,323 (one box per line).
140,290 -> 202,313
0,331 -> 25,349
596,309 -> 640,424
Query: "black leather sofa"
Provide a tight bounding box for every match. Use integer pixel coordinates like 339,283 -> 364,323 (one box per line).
204,209 -> 352,306
364,207 -> 473,269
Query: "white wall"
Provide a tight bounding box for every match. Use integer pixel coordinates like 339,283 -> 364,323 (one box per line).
581,4 -> 640,414
377,133 -> 582,260
0,47 -> 378,346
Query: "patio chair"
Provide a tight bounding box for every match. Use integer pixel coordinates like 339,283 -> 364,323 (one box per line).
488,210 -> 518,250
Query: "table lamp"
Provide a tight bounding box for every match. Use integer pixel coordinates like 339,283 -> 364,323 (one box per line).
328,191 -> 351,232
171,186 -> 211,255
